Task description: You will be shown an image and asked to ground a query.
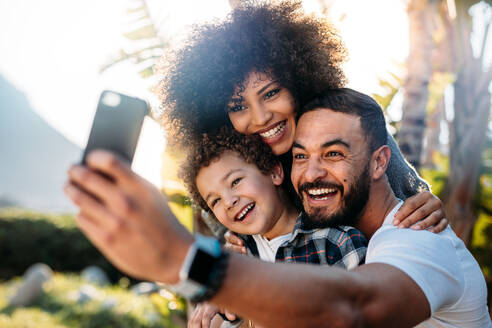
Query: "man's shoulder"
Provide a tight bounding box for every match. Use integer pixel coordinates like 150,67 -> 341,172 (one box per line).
366,225 -> 489,322
368,224 -> 457,253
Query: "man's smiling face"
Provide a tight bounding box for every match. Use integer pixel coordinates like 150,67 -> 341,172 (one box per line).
291,108 -> 372,229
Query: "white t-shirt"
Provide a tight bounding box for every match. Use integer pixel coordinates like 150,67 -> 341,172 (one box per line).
252,233 -> 292,263
366,201 -> 491,327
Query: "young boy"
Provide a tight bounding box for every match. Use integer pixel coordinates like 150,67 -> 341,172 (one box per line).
179,127 -> 367,328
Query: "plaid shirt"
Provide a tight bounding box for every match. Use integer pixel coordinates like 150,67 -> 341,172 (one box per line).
239,212 -> 367,270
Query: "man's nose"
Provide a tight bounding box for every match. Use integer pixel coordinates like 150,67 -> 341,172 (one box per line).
304,158 -> 327,182
250,103 -> 272,127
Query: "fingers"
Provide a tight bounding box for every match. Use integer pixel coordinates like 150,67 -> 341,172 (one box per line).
85,150 -> 141,190
224,242 -> 248,254
201,304 -> 219,328
188,303 -> 219,328
224,309 -> 237,321
393,191 -> 430,225
427,217 -> 448,233
224,230 -> 244,247
64,182 -> 125,236
75,212 -> 107,246
188,304 -> 203,328
409,209 -> 444,231
394,191 -> 440,227
397,202 -> 437,229
68,164 -> 145,220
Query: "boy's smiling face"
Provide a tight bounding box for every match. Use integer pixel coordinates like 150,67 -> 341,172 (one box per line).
196,151 -> 285,238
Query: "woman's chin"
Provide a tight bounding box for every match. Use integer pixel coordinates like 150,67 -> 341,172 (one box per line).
270,136 -> 294,155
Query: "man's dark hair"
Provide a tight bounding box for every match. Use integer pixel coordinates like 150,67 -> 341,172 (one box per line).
159,1 -> 347,150
299,88 -> 388,151
179,127 -> 279,213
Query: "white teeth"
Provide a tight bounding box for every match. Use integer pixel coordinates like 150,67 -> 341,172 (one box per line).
237,203 -> 254,220
307,188 -> 337,196
259,121 -> 286,139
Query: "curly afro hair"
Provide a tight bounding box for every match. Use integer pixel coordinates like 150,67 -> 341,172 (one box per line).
179,126 -> 280,213
159,0 -> 347,150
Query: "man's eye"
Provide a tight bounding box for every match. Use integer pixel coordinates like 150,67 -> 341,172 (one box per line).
264,88 -> 280,99
232,178 -> 242,186
326,151 -> 342,157
227,104 -> 246,113
294,153 -> 306,159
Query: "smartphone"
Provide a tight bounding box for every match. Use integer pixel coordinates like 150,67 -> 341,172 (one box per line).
81,90 -> 149,165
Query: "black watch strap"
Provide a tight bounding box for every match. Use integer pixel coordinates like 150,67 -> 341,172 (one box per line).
190,250 -> 229,303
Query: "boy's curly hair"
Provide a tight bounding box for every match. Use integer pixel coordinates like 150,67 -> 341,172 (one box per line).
179,127 -> 279,213
159,0 -> 347,150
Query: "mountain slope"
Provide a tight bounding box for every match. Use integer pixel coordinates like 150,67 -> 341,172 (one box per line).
0,75 -> 81,212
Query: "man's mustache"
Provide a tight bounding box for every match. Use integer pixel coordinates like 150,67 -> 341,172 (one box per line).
298,180 -> 344,199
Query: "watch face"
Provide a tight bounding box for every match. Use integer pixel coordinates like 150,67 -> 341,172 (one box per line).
188,248 -> 216,285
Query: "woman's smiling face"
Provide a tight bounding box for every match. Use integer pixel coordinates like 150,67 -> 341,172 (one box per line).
227,71 -> 296,155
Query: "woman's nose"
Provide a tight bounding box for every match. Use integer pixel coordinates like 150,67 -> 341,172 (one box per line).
250,103 -> 272,127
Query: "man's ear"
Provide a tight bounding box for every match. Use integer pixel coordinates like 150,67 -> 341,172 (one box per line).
270,163 -> 285,186
371,145 -> 391,180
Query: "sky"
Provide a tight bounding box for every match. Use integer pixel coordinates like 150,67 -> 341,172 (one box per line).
0,0 -> 409,187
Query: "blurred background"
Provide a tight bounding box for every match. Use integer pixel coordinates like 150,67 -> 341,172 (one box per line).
0,0 -> 491,326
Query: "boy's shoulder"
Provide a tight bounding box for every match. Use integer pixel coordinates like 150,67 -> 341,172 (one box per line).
292,224 -> 367,249
292,212 -> 367,246
277,224 -> 367,268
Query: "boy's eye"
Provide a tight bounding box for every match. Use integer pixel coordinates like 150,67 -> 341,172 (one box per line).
211,198 -> 220,208
264,88 -> 280,99
232,177 -> 242,186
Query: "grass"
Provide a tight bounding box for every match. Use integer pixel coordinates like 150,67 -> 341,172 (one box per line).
0,273 -> 187,328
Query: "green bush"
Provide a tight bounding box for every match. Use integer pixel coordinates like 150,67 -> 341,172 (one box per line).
0,209 -> 124,282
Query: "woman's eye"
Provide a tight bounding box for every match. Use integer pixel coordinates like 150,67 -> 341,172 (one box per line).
227,104 -> 246,113
232,178 -> 242,186
264,88 -> 280,99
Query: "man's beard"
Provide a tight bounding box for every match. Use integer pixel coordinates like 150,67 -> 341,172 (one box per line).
299,162 -> 371,230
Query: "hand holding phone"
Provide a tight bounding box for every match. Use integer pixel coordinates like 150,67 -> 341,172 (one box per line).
81,91 -> 148,165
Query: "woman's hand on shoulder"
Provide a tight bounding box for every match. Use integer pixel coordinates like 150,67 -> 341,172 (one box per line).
393,191 -> 448,233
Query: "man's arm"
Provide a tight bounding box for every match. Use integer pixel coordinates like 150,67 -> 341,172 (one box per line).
210,254 -> 429,328
65,151 -> 430,328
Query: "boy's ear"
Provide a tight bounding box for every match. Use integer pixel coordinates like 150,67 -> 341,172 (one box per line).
270,163 -> 284,186
371,145 -> 391,180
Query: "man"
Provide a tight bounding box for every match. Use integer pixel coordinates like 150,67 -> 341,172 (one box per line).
65,89 -> 490,327
290,88 -> 490,327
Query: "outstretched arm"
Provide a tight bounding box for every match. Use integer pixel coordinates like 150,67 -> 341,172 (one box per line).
212,255 -> 430,328
65,150 -> 430,328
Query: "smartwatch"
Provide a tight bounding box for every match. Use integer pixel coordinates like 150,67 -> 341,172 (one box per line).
170,234 -> 229,303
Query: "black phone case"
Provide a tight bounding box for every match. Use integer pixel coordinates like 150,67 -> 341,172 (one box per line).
81,91 -> 148,165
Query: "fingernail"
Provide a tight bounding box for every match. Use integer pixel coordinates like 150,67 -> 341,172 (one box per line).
398,224 -> 405,229
412,225 -> 421,230
393,220 -> 400,226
